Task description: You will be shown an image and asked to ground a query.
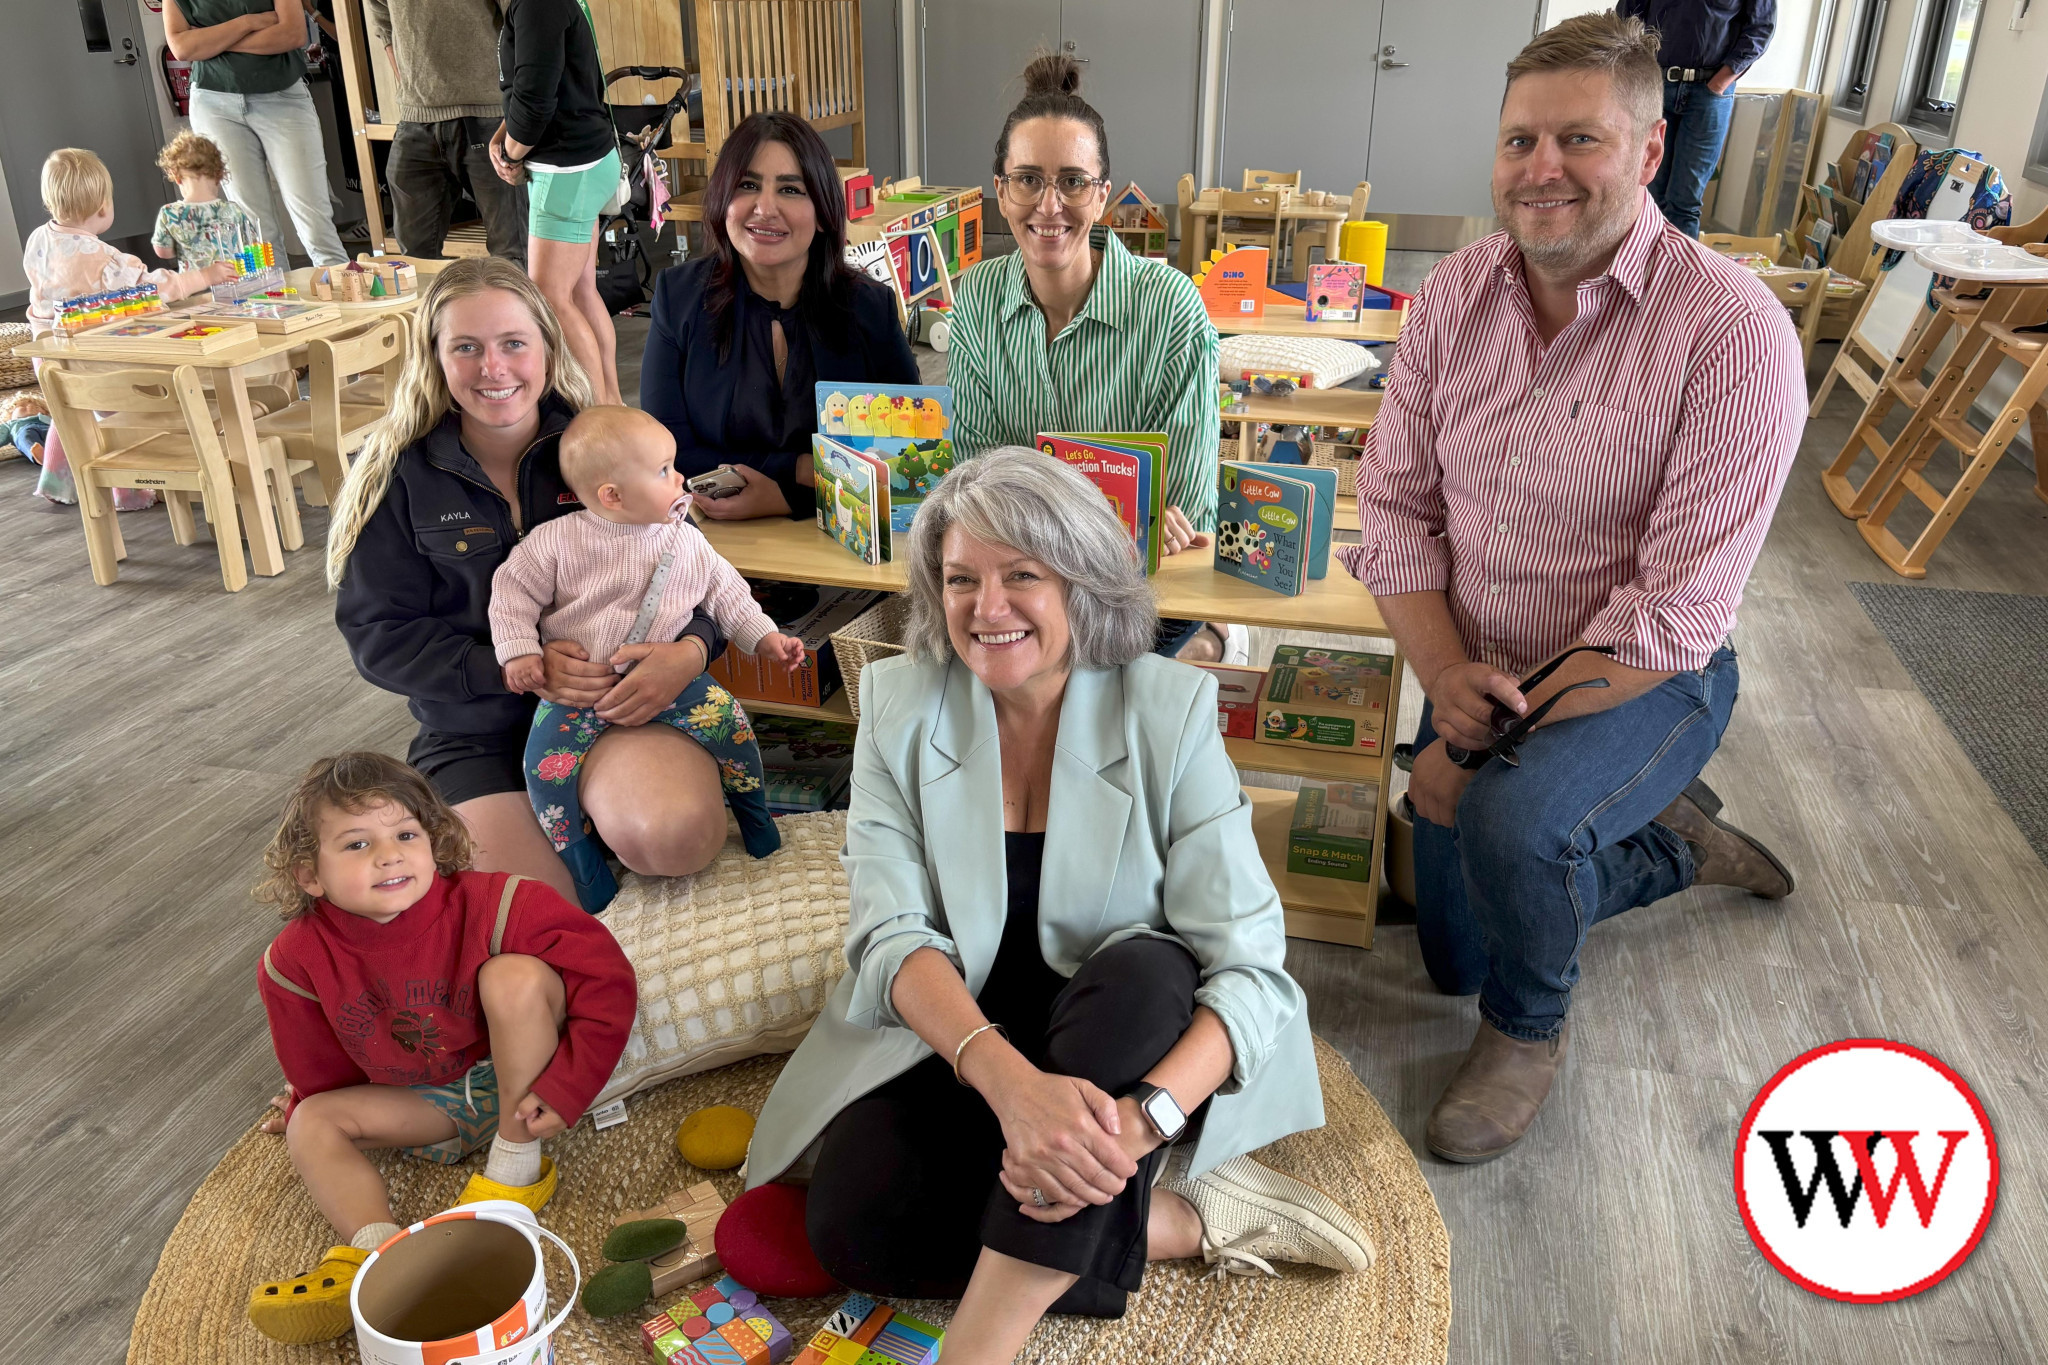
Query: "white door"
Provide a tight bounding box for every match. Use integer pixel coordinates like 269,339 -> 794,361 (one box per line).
1365,0 -> 1542,219
1219,0 -> 1384,196
921,0 -> 1204,206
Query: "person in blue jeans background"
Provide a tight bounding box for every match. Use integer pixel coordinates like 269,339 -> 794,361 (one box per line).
1347,13 -> 1804,1166
1619,0 -> 1777,238
166,0 -> 350,267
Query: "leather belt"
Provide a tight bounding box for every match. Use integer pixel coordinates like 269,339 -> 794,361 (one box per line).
1664,66 -> 1707,82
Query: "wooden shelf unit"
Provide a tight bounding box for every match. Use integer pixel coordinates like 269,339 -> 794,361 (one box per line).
696,514 -> 1398,946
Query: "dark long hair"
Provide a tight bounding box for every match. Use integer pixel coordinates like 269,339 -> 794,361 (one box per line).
992,52 -> 1110,180
701,111 -> 862,353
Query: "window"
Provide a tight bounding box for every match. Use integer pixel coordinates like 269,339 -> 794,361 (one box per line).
1834,0 -> 1889,115
2028,59 -> 2048,189
1896,0 -> 1985,140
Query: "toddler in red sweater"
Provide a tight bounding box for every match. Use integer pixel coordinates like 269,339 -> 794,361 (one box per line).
245,751 -> 637,1345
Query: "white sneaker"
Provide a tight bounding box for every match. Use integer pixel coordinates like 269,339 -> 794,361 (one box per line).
1163,1154 -> 1376,1277
1220,622 -> 1251,666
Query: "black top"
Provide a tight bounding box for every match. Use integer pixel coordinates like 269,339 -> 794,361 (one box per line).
975,832 -> 1068,1046
498,0 -> 614,167
639,256 -> 920,518
1617,0 -> 1776,74
334,395 -> 725,737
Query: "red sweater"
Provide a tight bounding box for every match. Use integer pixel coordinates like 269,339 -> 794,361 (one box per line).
258,871 -> 636,1127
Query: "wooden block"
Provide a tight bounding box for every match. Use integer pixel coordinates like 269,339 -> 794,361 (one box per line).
615,1181 -> 728,1295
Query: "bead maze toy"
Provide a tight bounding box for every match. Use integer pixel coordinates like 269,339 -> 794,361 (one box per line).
790,1293 -> 944,1365
639,1273 -> 795,1365
54,284 -> 165,336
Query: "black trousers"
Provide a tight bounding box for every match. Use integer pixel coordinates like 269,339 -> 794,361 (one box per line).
806,937 -> 1202,1319
388,117 -> 529,268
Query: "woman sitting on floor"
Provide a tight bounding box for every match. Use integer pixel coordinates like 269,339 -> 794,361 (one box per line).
747,449 -> 1372,1364
327,256 -> 737,902
639,110 -> 918,522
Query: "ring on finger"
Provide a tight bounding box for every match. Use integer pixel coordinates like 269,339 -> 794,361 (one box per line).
1030,1187 -> 1050,1209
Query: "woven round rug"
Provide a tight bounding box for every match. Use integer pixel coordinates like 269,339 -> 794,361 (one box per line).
128,1040 -> 1448,1365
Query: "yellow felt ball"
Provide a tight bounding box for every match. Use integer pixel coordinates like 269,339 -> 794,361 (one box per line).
676,1105 -> 755,1170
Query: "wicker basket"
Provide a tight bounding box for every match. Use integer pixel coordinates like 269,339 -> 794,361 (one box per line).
829,593 -> 912,723
0,324 -> 36,391
1310,439 -> 1364,470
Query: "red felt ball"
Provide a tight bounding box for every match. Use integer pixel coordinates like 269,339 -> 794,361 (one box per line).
713,1183 -> 838,1298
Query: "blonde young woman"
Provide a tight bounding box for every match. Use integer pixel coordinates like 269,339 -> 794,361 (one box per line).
326,257 -> 732,898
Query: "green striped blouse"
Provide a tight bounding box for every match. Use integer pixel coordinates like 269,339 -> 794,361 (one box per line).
949,228 -> 1221,530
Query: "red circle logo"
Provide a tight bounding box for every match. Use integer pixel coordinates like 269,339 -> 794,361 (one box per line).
1734,1039 -> 1999,1302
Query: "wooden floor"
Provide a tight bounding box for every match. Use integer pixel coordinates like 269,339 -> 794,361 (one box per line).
4,331 -> 2047,1364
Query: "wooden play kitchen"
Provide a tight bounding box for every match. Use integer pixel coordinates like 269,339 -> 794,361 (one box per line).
694,514 -> 1400,947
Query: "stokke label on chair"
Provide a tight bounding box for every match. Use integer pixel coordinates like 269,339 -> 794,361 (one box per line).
351,1199 -> 579,1365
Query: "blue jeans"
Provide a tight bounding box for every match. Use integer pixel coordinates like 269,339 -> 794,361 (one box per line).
1648,81 -> 1735,239
190,84 -> 348,266
1410,646 -> 1739,1040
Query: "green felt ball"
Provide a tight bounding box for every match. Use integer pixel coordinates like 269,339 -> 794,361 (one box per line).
676,1105 -> 755,1171
602,1217 -> 689,1264
581,1260 -> 654,1318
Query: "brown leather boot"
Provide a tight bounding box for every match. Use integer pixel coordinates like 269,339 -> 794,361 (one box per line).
1655,779 -> 1795,898
1426,1019 -> 1570,1163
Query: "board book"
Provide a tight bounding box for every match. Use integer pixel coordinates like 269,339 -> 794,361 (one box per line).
816,382 -> 956,534
1036,432 -> 1169,572
1307,262 -> 1365,321
811,435 -> 890,564
1214,461 -> 1333,595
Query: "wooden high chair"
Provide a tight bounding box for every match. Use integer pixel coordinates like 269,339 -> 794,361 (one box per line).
255,315 -> 408,508
1852,254 -> 2048,575
40,365 -> 272,591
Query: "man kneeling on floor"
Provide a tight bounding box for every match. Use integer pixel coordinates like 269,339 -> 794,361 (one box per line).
1347,12 -> 1803,1164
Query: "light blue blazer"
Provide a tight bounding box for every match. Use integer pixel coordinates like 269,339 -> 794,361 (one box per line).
746,651 -> 1325,1186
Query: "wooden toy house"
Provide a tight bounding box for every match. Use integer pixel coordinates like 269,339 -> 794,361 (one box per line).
1102,182 -> 1170,258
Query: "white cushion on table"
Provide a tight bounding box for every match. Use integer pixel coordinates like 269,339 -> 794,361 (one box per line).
1219,334 -> 1378,390
591,810 -> 850,1109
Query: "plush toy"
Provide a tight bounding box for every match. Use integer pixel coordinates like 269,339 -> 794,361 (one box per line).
676,1105 -> 755,1170
1,392 -> 50,463
714,1182 -> 838,1298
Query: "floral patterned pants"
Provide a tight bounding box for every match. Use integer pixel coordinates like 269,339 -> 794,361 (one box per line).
524,672 -> 779,912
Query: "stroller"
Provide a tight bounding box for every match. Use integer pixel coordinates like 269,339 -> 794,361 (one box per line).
595,65 -> 698,314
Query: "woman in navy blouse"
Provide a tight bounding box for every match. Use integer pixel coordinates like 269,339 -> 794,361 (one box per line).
640,111 -> 918,521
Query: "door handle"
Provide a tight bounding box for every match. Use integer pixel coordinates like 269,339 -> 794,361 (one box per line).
115,52 -> 139,65
1380,58 -> 1409,68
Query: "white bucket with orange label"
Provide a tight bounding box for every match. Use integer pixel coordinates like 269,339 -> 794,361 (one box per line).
351,1200 -> 580,1365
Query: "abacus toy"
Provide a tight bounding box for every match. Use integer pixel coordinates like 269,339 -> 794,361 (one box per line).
55,284 -> 165,337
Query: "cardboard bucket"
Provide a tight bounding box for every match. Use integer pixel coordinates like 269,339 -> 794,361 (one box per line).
351,1199 -> 580,1365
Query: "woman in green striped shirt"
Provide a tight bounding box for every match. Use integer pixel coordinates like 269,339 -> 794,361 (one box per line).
949,54 -> 1241,662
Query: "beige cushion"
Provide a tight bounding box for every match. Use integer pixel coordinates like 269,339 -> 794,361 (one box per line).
1219,333 -> 1378,389
591,810 -> 851,1109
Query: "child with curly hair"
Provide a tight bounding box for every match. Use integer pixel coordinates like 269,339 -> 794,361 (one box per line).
151,131 -> 263,269
246,751 -> 636,1344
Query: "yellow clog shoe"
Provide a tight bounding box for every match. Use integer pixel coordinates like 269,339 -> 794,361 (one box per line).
457,1155 -> 558,1212
246,1245 -> 368,1344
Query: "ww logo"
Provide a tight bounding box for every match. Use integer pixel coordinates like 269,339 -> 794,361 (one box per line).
1736,1040 -> 1999,1302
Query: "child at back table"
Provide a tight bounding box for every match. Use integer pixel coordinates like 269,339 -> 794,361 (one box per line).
150,131 -> 262,270
21,148 -> 234,506
489,406 -> 805,909
247,752 -> 637,1345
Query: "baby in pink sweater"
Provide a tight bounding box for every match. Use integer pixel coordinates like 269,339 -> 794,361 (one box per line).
489,407 -> 804,892
490,406 -> 804,690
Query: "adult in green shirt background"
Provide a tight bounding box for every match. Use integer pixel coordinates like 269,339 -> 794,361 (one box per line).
165,0 -> 349,267
948,53 -> 1240,663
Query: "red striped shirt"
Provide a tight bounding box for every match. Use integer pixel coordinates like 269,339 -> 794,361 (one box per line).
1341,192 -> 1806,675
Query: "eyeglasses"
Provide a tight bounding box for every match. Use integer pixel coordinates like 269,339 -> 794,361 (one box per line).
1443,644 -> 1619,771
996,172 -> 1110,207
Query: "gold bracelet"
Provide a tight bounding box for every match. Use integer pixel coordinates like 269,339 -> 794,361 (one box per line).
951,1021 -> 1007,1082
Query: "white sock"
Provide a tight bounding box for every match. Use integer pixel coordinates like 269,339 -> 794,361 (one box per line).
484,1134 -> 543,1187
350,1221 -> 402,1253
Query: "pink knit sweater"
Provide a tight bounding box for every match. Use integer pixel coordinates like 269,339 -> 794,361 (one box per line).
489,509 -> 777,670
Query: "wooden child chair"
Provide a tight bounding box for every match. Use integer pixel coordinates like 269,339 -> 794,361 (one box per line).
1760,268 -> 1830,368
40,365 -> 271,591
255,315 -> 408,508
1217,189 -> 1287,282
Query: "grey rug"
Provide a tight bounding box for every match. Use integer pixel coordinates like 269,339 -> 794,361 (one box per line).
1850,582 -> 2048,867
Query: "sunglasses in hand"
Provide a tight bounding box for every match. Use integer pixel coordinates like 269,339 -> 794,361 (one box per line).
1442,645 -> 1620,771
